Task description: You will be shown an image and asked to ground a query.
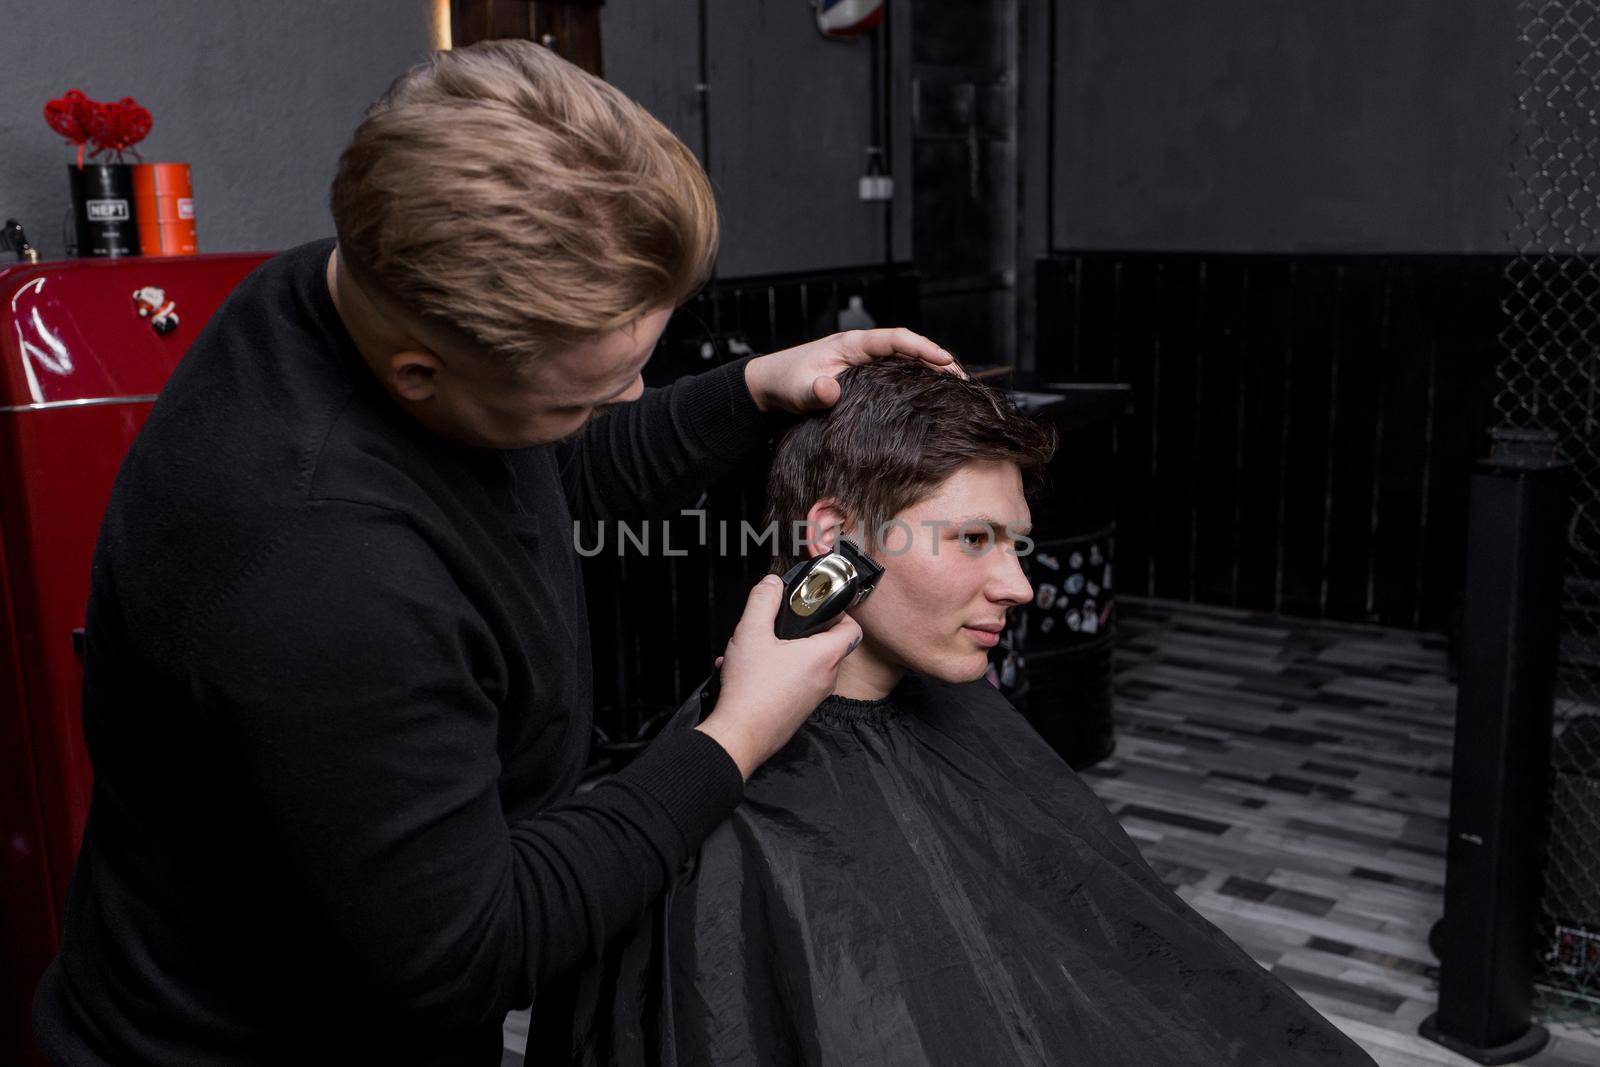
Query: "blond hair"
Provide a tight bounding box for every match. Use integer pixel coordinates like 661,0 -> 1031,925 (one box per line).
330,40 -> 718,368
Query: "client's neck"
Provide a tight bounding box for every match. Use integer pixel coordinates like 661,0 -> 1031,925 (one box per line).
831,633 -> 904,701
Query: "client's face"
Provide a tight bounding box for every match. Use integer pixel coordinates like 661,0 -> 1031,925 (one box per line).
848,460 -> 1034,685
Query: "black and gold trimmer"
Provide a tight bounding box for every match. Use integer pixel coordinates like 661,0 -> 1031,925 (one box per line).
772,537 -> 884,639
698,538 -> 884,718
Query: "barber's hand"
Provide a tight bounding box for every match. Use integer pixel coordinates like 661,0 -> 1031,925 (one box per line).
742,328 -> 965,414
695,574 -> 863,780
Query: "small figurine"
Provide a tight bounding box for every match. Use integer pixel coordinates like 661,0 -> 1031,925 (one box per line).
132,286 -> 178,334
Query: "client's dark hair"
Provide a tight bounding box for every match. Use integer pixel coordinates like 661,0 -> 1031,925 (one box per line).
764,360 -> 1057,571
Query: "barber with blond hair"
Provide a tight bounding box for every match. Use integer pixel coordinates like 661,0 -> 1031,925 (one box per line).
33,41 -> 955,1066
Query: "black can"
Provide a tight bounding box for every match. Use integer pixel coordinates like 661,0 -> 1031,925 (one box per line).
67,163 -> 140,257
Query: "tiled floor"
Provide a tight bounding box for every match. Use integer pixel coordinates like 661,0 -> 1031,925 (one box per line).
503,597 -> 1600,1065
1094,597 -> 1600,1067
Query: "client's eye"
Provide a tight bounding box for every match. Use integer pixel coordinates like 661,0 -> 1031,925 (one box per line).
960,530 -> 989,548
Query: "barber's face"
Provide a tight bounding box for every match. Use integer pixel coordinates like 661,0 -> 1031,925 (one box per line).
396,307 -> 671,449
849,460 -> 1034,685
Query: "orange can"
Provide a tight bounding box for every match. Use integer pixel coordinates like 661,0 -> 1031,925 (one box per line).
132,162 -> 197,256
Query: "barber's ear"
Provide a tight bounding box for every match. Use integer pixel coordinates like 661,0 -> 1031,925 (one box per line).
803,500 -> 850,559
387,349 -> 444,403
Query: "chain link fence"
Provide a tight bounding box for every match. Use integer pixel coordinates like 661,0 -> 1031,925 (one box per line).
1498,0 -> 1600,1034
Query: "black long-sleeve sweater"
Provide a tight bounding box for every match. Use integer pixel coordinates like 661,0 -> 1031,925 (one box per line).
32,239 -> 763,1065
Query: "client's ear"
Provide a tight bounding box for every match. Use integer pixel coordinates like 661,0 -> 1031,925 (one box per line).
803,500 -> 850,559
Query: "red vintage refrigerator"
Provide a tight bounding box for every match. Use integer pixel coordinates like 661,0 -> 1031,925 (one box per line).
0,251 -> 271,1063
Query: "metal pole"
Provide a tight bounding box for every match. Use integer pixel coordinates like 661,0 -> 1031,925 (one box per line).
1421,429 -> 1568,1063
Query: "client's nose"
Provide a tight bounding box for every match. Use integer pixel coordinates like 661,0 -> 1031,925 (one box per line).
987,546 -> 1032,607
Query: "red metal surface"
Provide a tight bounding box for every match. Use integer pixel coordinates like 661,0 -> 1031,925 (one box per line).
0,251 -> 272,1062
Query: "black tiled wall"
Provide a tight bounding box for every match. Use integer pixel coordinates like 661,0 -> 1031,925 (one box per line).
1037,253 -> 1505,631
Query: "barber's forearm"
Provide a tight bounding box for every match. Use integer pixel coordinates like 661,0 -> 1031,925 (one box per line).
510,725 -> 744,991
557,356 -> 773,522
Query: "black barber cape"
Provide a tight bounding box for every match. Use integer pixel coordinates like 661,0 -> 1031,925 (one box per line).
544,674 -> 1375,1066
34,239 -> 758,1065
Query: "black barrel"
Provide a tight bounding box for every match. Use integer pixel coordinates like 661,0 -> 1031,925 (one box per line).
995,382 -> 1130,769
68,163 -> 140,258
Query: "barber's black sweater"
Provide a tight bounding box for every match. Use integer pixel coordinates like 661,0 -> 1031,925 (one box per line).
33,239 -> 760,1065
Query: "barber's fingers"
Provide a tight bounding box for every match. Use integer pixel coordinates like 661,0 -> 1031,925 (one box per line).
811,374 -> 842,407
844,328 -> 965,376
849,326 -> 947,362
730,573 -> 860,666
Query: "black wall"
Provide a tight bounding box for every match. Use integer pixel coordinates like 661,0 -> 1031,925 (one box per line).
604,0 -> 914,279
911,0 -> 1018,363
1024,2 -> 1522,631
1046,1 -> 1517,253
1037,253 -> 1503,630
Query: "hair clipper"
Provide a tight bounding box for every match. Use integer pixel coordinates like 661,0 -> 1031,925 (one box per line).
697,538 -> 884,723
774,537 -> 884,639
